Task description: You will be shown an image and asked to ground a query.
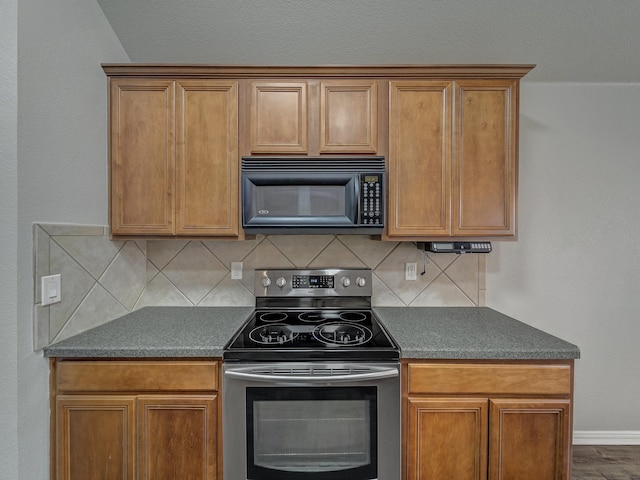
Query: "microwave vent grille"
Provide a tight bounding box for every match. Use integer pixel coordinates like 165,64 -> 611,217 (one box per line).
242,156 -> 385,172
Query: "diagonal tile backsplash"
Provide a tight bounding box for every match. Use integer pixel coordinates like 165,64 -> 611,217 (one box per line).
33,223 -> 486,350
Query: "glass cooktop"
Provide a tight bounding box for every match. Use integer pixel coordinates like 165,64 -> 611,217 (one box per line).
223,309 -> 399,362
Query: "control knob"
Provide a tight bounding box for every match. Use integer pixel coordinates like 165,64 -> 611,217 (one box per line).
261,277 -> 272,287
355,277 -> 366,287
276,277 -> 287,288
341,277 -> 351,287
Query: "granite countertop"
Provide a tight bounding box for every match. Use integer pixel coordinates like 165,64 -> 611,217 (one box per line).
43,306 -> 580,360
43,307 -> 253,358
375,307 -> 580,360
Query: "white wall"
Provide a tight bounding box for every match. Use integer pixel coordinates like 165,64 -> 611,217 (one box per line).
487,83 -> 640,435
1,0 -> 19,477
16,0 -> 128,476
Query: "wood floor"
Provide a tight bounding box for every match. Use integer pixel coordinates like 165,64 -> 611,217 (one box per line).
573,445 -> 640,479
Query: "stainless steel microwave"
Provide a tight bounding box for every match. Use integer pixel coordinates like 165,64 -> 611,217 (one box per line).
241,157 -> 385,234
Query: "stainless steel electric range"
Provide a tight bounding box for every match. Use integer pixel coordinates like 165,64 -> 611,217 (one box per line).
223,268 -> 401,480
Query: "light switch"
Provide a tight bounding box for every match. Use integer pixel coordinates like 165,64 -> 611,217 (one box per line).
42,274 -> 62,305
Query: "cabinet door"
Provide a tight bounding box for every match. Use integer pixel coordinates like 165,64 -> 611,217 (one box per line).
320,80 -> 378,153
489,399 -> 571,480
388,81 -> 452,237
137,395 -> 218,480
250,81 -> 308,153
453,80 -> 518,236
56,395 -> 136,480
110,79 -> 175,235
406,397 -> 488,480
175,81 -> 239,236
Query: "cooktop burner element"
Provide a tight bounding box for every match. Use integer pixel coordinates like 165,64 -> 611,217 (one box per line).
313,321 -> 372,345
339,311 -> 367,322
249,324 -> 297,345
258,312 -> 288,323
223,268 -> 400,362
298,311 -> 326,322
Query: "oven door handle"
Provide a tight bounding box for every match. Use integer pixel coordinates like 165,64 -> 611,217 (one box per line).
224,367 -> 398,384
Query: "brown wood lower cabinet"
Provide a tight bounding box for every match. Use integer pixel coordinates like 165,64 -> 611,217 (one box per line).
489,398 -> 571,480
52,359 -> 220,480
51,357 -> 572,480
407,397 -> 488,480
56,395 -> 136,480
404,361 -> 574,480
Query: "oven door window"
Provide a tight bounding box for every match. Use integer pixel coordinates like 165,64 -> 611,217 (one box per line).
246,386 -> 377,480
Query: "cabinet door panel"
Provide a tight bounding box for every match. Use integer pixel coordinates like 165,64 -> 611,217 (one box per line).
320,81 -> 378,153
388,81 -> 452,236
250,82 -> 308,153
176,81 -> 239,236
56,395 -> 135,480
453,80 -> 517,236
407,397 -> 488,480
137,395 -> 218,480
110,79 -> 175,235
489,399 -> 570,480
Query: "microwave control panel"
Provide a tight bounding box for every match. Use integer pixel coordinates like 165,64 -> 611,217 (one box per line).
360,174 -> 383,226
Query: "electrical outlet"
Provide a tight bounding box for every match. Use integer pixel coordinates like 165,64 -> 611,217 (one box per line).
42,274 -> 62,305
231,262 -> 243,280
405,262 -> 417,281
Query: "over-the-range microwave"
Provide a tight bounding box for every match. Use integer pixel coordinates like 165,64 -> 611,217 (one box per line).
241,156 -> 385,235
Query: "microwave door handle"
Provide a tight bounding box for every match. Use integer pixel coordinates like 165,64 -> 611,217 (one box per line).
224,367 -> 398,384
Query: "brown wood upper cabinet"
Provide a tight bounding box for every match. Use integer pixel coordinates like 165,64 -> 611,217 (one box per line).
247,80 -> 379,155
453,80 -> 518,237
249,81 -> 308,154
320,80 -> 378,153
109,78 -> 239,237
388,80 -> 452,237
104,64 -> 532,239
388,78 -> 519,238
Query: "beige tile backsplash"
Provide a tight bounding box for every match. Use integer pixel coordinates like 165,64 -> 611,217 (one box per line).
33,223 -> 486,350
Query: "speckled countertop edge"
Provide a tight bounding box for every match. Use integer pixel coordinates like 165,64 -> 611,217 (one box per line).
43,306 -> 580,360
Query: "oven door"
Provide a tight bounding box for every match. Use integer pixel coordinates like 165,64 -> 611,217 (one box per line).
223,362 -> 400,480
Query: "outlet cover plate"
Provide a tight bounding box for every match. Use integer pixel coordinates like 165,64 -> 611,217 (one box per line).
231,262 -> 243,280
405,262 -> 417,281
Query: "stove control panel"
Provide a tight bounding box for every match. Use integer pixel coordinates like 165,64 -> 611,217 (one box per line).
292,275 -> 334,289
255,268 -> 372,297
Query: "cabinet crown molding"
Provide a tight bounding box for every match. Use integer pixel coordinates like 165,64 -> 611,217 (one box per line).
102,64 -> 535,79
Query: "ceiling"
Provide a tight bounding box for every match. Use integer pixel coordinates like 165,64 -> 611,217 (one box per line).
96,0 -> 640,83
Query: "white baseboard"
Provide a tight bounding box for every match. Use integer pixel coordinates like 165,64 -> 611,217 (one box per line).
573,431 -> 640,445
